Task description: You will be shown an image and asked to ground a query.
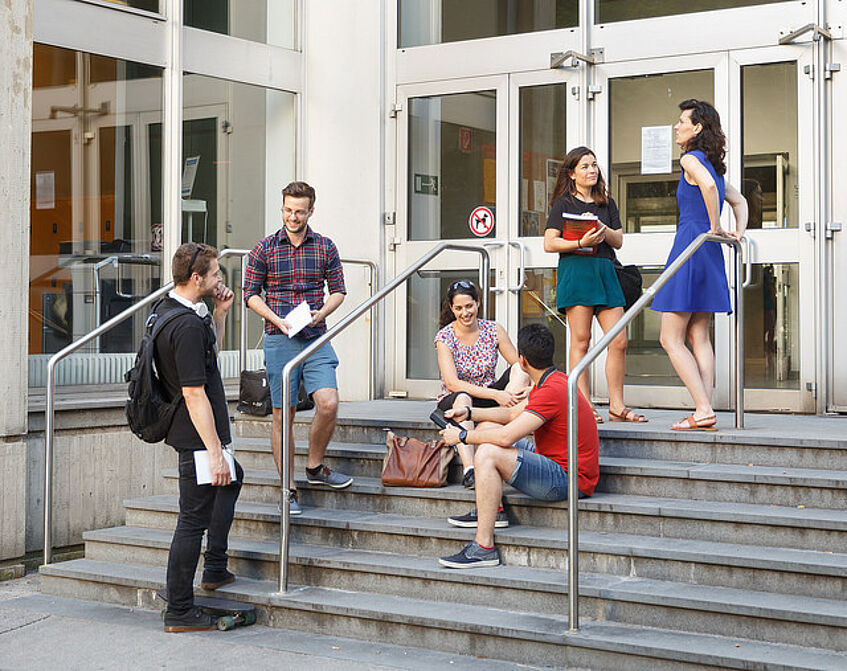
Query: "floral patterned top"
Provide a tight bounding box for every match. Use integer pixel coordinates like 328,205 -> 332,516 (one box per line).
434,319 -> 499,401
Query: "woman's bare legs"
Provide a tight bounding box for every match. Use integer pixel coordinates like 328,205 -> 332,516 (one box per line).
595,306 -> 628,415
565,305 -> 596,410
686,312 -> 715,403
450,392 -> 475,470
659,311 -> 714,419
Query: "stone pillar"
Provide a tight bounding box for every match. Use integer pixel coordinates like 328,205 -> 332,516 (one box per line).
0,0 -> 33,562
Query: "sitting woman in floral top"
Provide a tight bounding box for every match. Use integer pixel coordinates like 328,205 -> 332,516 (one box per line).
435,280 -> 531,489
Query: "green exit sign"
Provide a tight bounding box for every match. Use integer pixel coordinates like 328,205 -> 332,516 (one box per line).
414,173 -> 439,195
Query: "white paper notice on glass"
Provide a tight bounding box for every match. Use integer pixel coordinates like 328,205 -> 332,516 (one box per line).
35,171 -> 55,210
641,125 -> 673,175
194,447 -> 237,485
284,300 -> 313,339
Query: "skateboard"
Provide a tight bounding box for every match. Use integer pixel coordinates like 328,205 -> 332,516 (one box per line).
157,589 -> 257,631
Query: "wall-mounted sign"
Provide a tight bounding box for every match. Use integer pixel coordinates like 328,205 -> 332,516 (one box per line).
414,173 -> 439,195
641,126 -> 673,174
468,206 -> 495,237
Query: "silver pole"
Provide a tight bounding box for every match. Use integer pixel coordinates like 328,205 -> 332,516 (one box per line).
240,254 -> 248,372
735,245 -> 745,428
277,243 -> 490,592
565,233 -> 743,630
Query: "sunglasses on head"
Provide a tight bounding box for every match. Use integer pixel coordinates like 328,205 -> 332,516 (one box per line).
450,280 -> 474,291
187,243 -> 206,276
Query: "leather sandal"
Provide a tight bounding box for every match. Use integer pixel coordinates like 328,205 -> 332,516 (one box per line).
592,409 -> 604,424
608,407 -> 648,423
671,413 -> 717,431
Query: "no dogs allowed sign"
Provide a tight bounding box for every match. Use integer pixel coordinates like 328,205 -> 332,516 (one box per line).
468,206 -> 495,237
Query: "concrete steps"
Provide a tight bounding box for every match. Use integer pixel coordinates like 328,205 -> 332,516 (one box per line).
39,558 -> 847,670
39,403 -> 847,668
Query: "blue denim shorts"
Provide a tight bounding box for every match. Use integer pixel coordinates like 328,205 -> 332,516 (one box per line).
507,444 -> 586,501
264,334 -> 339,408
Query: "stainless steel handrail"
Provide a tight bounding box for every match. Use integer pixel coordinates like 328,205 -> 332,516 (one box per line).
339,258 -> 378,399
565,233 -> 745,632
278,242 -> 491,592
42,248 -> 250,565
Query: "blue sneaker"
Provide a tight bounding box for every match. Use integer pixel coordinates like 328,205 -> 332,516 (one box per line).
278,490 -> 301,516
438,541 -> 501,569
306,465 -> 353,489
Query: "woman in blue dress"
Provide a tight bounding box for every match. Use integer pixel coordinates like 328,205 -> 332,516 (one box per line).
652,99 -> 748,431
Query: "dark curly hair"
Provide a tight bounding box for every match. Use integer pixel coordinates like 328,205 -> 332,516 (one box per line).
679,99 -> 726,176
438,280 -> 480,329
549,146 -> 609,209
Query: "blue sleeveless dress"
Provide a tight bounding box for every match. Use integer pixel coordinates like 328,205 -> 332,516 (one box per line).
651,149 -> 732,314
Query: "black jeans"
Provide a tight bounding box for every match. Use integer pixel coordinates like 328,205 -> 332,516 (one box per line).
165,449 -> 243,615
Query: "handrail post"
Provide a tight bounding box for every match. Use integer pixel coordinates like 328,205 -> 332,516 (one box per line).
735,242 -> 745,428
566,373 -> 580,633
276,242 -> 489,593
240,254 -> 248,373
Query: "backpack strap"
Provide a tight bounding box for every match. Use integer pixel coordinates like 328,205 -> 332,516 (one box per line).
148,302 -> 197,341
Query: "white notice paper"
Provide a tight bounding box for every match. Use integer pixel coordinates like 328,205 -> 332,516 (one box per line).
194,447 -> 237,485
35,171 -> 55,210
284,300 -> 313,339
641,125 -> 673,175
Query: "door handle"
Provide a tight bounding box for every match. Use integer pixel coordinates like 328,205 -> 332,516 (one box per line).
507,241 -> 526,292
482,242 -> 506,293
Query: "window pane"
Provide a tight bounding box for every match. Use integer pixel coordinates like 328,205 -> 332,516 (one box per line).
184,0 -> 296,49
399,0 -> 578,48
96,0 -> 159,12
596,0 -> 792,24
519,85 -> 567,237
519,269 -> 568,372
743,263 -> 799,388
176,74 -> 297,358
609,70 -> 714,233
30,45 -> 163,385
741,62 -> 798,229
408,91 -> 496,241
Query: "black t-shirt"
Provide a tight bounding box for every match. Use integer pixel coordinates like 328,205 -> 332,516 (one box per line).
545,193 -> 622,261
153,297 -> 232,450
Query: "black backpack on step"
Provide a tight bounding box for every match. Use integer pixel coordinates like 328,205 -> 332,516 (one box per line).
125,302 -> 193,443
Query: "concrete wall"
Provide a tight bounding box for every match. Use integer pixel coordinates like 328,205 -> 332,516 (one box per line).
26,407 -> 175,551
301,0 -> 384,401
0,0 -> 33,561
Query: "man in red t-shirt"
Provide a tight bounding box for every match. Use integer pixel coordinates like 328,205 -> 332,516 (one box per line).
438,324 -> 599,568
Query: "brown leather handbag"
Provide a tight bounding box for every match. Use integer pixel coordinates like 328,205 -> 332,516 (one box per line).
381,430 -> 453,487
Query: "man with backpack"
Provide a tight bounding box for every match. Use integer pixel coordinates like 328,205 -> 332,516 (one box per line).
153,242 -> 242,632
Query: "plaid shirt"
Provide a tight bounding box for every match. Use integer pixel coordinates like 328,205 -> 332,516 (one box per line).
245,226 -> 346,339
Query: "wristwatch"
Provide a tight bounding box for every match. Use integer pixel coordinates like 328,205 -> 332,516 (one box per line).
458,428 -> 468,444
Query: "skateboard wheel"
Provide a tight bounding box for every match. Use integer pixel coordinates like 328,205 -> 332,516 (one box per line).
217,616 -> 235,631
244,611 -> 256,626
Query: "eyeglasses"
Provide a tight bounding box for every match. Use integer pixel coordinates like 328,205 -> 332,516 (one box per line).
187,243 -> 206,276
450,280 -> 474,291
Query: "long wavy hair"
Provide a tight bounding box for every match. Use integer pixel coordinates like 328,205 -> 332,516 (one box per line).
548,146 -> 609,209
679,99 -> 726,176
438,280 -> 480,329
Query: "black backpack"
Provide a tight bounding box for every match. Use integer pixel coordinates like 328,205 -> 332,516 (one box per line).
125,301 -> 194,443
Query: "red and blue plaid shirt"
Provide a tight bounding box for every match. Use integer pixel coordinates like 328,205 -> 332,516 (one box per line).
245,226 -> 346,339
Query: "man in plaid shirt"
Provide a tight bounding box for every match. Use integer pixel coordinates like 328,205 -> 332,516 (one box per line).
245,181 -> 351,516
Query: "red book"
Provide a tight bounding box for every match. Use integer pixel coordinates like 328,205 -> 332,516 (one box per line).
561,212 -> 599,256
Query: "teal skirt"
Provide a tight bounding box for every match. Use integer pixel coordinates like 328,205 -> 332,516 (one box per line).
556,255 -> 625,312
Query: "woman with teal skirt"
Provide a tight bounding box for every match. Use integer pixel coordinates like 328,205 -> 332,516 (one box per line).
544,146 -> 646,424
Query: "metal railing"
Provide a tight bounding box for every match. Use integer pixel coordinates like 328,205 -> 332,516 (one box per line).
565,233 -> 748,632
339,258 -> 378,399
277,242 -> 491,592
41,248 -> 251,565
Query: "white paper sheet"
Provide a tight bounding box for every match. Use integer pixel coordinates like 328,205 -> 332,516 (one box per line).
641,125 -> 673,175
284,300 -> 313,338
194,447 -> 237,485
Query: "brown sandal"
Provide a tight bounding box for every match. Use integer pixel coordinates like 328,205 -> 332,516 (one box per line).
608,407 -> 648,423
671,414 -> 717,431
592,409 -> 604,424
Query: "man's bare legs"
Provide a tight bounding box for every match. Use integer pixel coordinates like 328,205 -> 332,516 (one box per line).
270,386 -> 339,489
660,311 -> 715,419
472,436 -> 519,548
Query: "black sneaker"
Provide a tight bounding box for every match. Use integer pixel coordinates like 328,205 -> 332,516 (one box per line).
164,606 -> 217,632
438,541 -> 501,569
447,508 -> 509,529
200,569 -> 235,591
461,468 -> 475,489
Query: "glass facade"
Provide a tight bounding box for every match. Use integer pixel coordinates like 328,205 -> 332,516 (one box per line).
519,85 -> 567,237
519,269 -> 568,372
596,0 -> 792,24
184,0 -> 296,49
30,45 -> 163,382
398,0 -> 577,48
408,91 -> 496,241
741,62 -> 798,229
609,70 -> 714,233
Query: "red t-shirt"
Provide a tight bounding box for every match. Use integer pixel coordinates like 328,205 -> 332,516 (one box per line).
524,369 -> 599,496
